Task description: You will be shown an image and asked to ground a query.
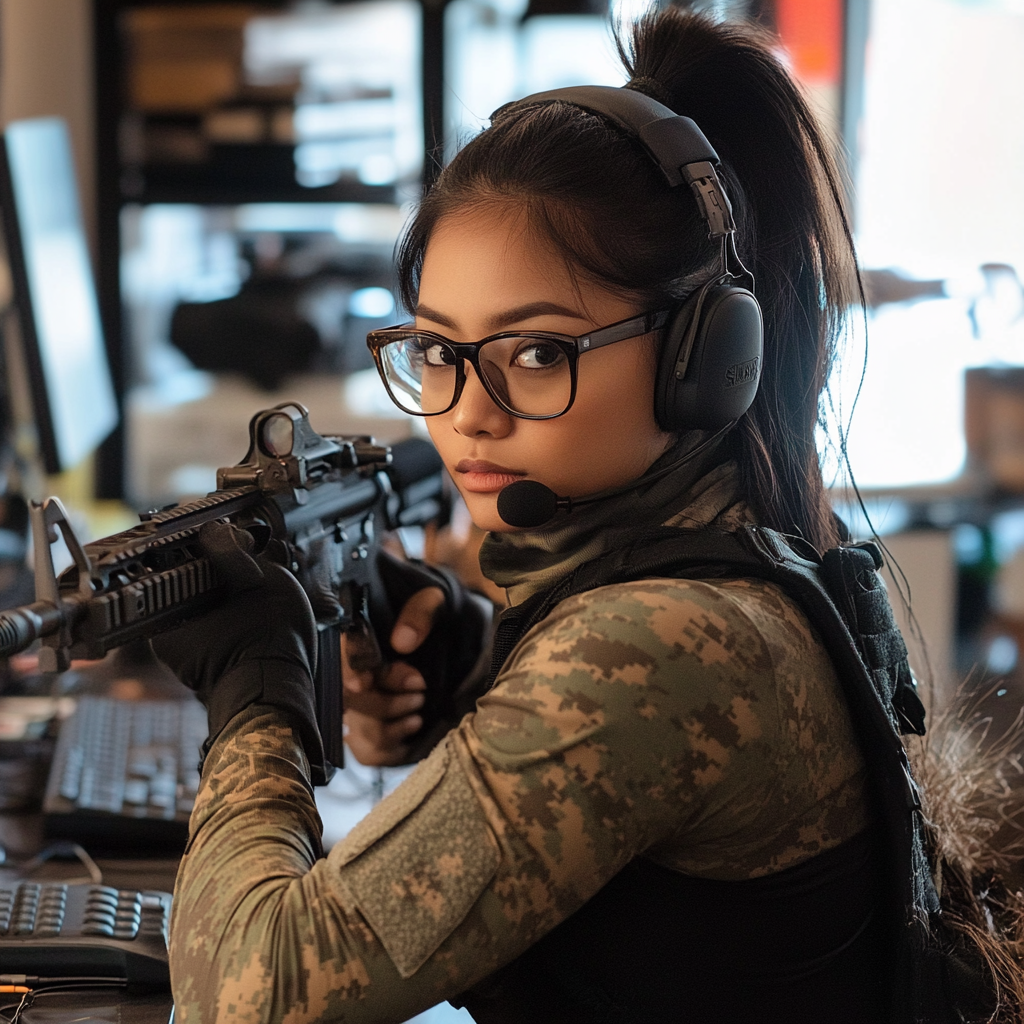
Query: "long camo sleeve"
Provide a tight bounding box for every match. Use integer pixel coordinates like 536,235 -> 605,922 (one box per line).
169,576 -> 873,1022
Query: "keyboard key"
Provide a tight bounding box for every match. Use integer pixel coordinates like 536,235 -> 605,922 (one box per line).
124,779 -> 149,804
129,758 -> 157,778
59,746 -> 84,800
82,921 -> 115,937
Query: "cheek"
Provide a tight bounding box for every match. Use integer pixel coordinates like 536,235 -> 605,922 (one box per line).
535,342 -> 670,490
577,340 -> 660,427
425,417 -> 451,468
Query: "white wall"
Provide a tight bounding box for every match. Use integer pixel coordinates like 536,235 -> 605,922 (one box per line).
1,0 -> 96,251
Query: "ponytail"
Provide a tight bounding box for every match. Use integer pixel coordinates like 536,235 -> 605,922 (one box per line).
398,8 -> 858,553
624,11 -> 857,553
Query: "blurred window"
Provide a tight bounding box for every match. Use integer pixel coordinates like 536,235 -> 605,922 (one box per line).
444,0 -> 627,158
832,0 -> 1024,489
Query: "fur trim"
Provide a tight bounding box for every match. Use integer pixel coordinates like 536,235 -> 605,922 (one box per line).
909,682 -> 1024,1021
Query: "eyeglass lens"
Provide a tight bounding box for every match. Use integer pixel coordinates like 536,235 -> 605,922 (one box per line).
380,334 -> 573,416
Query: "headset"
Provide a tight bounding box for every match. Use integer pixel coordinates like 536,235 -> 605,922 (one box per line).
496,85 -> 763,435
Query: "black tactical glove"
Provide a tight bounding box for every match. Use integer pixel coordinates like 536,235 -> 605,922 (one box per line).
151,520 -> 325,775
373,552 -> 495,761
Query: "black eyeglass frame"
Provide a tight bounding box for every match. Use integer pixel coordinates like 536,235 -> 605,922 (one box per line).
367,308 -> 671,420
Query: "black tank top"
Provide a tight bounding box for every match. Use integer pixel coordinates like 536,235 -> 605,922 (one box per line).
458,827 -> 889,1024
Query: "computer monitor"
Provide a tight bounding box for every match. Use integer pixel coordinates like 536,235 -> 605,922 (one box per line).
0,117 -> 118,475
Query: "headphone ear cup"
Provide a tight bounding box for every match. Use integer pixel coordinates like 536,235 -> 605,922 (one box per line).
654,285 -> 763,433
654,286 -> 702,431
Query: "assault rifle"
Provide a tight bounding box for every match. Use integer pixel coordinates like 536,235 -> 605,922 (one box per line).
0,403 -> 448,782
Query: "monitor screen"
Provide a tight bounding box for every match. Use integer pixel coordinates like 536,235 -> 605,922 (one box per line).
0,117 -> 118,474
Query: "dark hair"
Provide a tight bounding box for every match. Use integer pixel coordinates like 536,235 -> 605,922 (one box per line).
397,8 -> 858,553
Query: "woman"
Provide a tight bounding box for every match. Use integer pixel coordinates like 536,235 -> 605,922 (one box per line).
159,9 -> 900,1022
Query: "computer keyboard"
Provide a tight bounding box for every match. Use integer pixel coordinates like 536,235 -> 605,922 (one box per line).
43,696 -> 207,852
0,880 -> 170,987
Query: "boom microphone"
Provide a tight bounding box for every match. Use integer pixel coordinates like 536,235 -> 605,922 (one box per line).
495,423 -> 736,529
496,479 -> 564,529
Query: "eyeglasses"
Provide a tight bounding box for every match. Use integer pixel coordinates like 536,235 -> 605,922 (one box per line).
367,308 -> 670,420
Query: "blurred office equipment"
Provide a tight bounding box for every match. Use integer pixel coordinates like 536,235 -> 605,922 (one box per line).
0,879 -> 172,988
0,492 -> 33,613
42,695 -> 205,854
119,2 -> 422,201
0,118 -> 119,476
94,1 -> 424,504
965,368 -> 1024,494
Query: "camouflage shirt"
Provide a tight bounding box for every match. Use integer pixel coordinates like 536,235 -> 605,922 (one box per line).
170,461 -> 872,1022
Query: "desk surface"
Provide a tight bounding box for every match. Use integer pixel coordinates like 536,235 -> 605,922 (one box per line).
0,811 -> 180,892
0,809 -> 178,1024
12,989 -> 173,1024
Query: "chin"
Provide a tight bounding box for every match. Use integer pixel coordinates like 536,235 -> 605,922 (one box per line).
461,491 -> 515,533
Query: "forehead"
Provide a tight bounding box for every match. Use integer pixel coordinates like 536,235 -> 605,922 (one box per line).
419,206 -> 576,302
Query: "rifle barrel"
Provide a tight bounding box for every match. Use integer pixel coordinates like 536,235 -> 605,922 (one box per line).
0,601 -> 64,657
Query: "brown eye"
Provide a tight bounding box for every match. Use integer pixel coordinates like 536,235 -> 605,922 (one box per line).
412,337 -> 456,367
513,341 -> 565,370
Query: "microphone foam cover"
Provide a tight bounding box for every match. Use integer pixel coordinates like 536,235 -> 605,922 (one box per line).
497,480 -> 559,529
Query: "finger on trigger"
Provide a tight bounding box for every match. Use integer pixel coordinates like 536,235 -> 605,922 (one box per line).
391,586 -> 446,654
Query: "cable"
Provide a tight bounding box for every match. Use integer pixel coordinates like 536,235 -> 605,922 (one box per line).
0,991 -> 29,1024
19,842 -> 102,886
0,977 -> 127,986
0,979 -> 129,1024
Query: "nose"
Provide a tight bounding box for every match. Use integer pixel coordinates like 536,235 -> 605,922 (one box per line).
450,363 -> 513,438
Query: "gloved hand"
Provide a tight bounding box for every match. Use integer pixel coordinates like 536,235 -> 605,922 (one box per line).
151,520 -> 324,774
344,553 -> 496,766
343,585 -> 444,766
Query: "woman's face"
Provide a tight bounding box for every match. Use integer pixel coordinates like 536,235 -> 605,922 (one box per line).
418,206 -> 674,532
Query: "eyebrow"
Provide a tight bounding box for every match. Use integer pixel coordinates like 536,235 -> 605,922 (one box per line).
414,300 -> 591,333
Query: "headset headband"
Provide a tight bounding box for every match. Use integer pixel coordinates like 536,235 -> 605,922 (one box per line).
494,84 -> 736,239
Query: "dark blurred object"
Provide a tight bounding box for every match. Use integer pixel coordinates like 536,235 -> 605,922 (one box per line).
0,696 -> 69,811
522,0 -> 607,17
0,494 -> 33,638
170,235 -> 396,389
0,491 -> 29,566
67,639 -> 193,703
170,276 -> 319,391
965,368 -> 1024,492
0,739 -> 52,810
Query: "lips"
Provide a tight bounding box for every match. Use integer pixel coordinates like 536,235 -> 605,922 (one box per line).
455,459 -> 527,493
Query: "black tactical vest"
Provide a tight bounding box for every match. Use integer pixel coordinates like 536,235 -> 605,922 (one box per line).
455,525 -> 993,1024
